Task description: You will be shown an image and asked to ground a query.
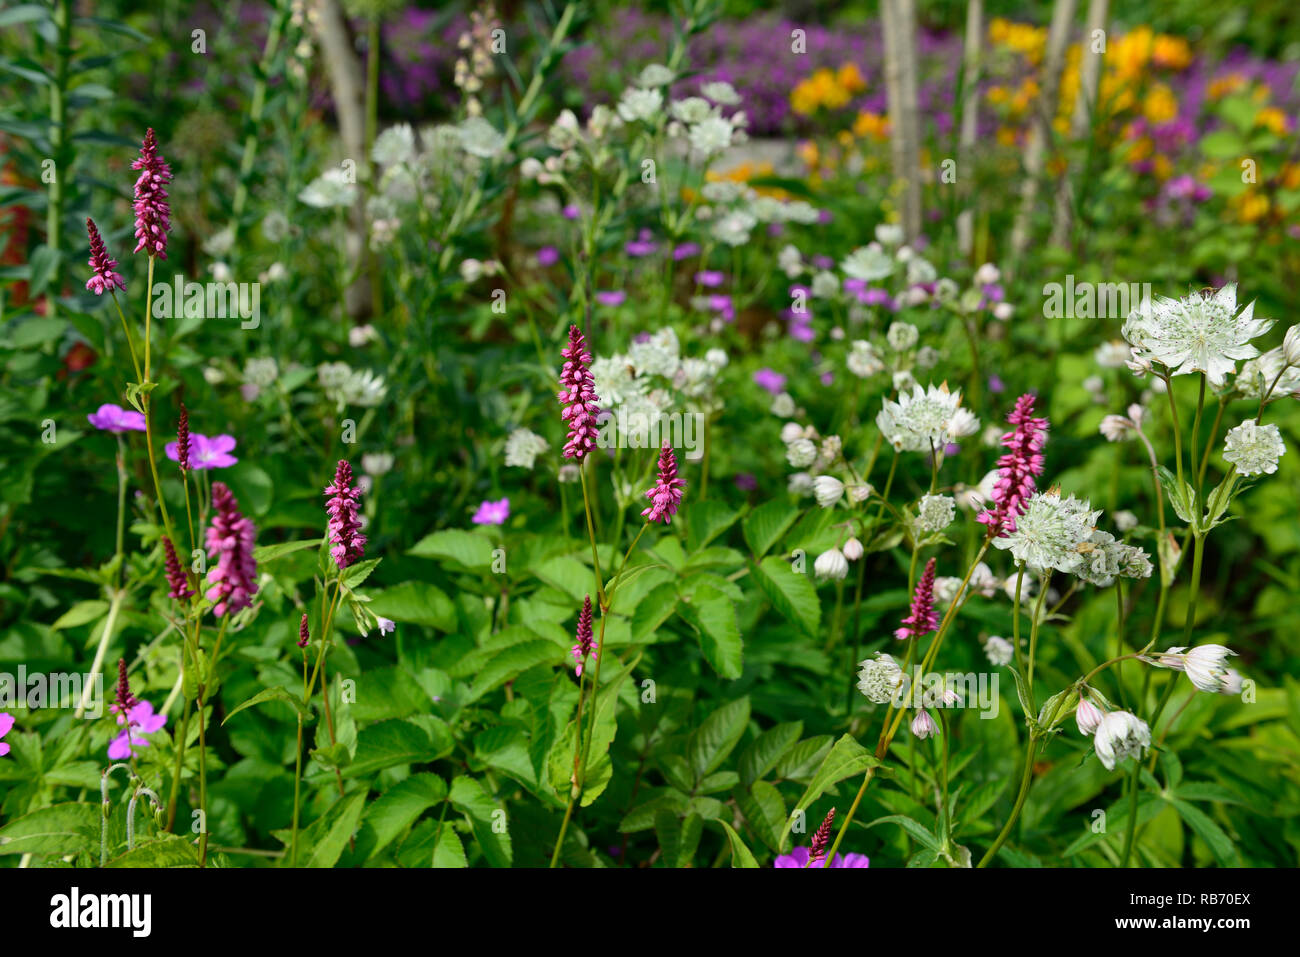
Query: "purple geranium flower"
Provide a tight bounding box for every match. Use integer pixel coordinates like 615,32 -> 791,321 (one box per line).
107,700 -> 167,760
472,497 -> 510,525
595,290 -> 626,307
88,404 -> 146,433
0,711 -> 13,757
165,432 -> 237,469
774,845 -> 870,868
672,242 -> 700,260
537,246 -> 560,267
754,368 -> 786,395
695,270 -> 725,288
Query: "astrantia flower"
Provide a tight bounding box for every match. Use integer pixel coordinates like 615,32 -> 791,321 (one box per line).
876,383 -> 977,453
1074,529 -> 1153,587
571,594 -> 597,676
87,403 -> 146,433
1122,284 -> 1273,386
915,494 -> 955,533
857,652 -> 905,703
847,341 -> 884,378
0,712 -> 12,757
504,428 -> 550,469
984,635 -> 1015,666
700,81 -> 740,105
457,116 -> 506,158
887,322 -> 919,351
472,497 -> 510,525
299,167 -> 358,208
205,482 -> 258,617
558,325 -> 601,461
162,536 -> 194,600
815,548 -> 849,581
911,710 -> 939,739
841,245 -> 894,282
1222,420 -> 1285,476
1075,695 -> 1105,735
371,123 -> 416,167
843,536 -> 864,561
131,129 -> 172,258
85,218 -> 126,295
642,443 -> 686,524
617,87 -> 663,123
786,438 -> 817,468
895,558 -> 938,639
324,460 -> 366,569
977,393 -> 1048,537
165,432 -> 237,469
774,845 -> 870,868
1150,644 -> 1241,694
628,327 -> 680,378
993,490 -> 1099,574
1092,710 -> 1151,771
812,475 -> 845,509
637,63 -> 675,88
688,115 -> 734,156
108,700 -> 167,760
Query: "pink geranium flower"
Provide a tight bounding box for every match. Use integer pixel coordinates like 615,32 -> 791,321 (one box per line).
165,432 -> 238,469
107,701 -> 167,760
0,712 -> 13,757
87,404 -> 146,433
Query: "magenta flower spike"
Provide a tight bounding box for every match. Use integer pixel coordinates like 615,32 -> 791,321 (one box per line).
808,807 -> 835,867
85,218 -> 126,295
176,402 -> 190,474
112,658 -> 138,718
641,443 -> 686,524
977,393 -> 1049,538
205,482 -> 258,617
298,614 -> 310,648
895,558 -> 938,640
131,128 -> 172,259
571,594 -> 597,676
162,536 -> 194,600
324,460 -> 366,570
558,325 -> 601,462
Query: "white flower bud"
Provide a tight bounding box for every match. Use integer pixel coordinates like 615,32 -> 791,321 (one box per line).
910,710 -> 939,739
1093,711 -> 1151,771
1284,324 -> 1300,367
842,536 -> 864,561
813,475 -> 845,508
814,548 -> 849,581
1075,697 -> 1104,735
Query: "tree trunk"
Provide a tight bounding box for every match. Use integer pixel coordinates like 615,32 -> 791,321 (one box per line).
882,0 -> 922,242
957,0 -> 983,257
1050,0 -> 1108,248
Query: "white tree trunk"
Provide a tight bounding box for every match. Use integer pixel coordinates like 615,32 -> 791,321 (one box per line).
1050,0 -> 1109,247
957,0 -> 983,257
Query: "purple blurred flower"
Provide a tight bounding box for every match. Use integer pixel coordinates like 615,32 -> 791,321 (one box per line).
88,403 -> 145,433
165,432 -> 237,469
754,368 -> 786,394
473,497 -> 510,525
695,270 -> 725,287
734,472 -> 757,491
774,845 -> 870,868
595,290 -> 626,306
0,711 -> 12,757
673,242 -> 700,260
537,245 -> 560,267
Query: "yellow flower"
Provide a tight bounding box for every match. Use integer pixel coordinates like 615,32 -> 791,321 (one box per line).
1281,163 -> 1300,190
986,85 -> 1010,106
852,111 -> 890,141
1256,106 -> 1289,135
797,140 -> 820,168
1207,73 -> 1246,100
1142,83 -> 1179,124
1151,35 -> 1191,70
1151,154 -> 1172,180
1236,192 -> 1269,223
996,126 -> 1017,146
837,63 -> 867,95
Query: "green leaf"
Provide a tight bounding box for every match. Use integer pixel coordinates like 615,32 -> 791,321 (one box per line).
465,640 -> 564,703
340,557 -> 382,589
743,500 -> 801,559
738,721 -> 803,785
344,718 -> 453,778
299,791 -> 366,868
368,581 -> 456,632
866,814 -> 943,852
408,529 -> 494,569
736,781 -> 786,851
252,538 -> 322,563
105,834 -> 199,867
715,820 -> 760,867
782,734 -> 881,849
678,587 -> 743,679
432,825 -> 468,867
1168,798 -> 1241,867
0,802 -> 98,857
750,556 -> 821,636
687,697 -> 750,780
363,774 -> 447,857
50,600 -> 109,631
686,500 -> 740,553
449,776 -> 512,867
222,686 -> 312,725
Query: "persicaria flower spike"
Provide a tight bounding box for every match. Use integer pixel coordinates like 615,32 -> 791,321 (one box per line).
112,658 -> 138,717
298,613 -> 310,648
558,325 -> 601,461
162,535 -> 194,600
641,443 -> 686,524
977,393 -> 1048,537
176,402 -> 190,474
131,128 -> 172,258
808,807 -> 835,867
205,482 -> 258,617
895,558 -> 938,640
324,459 -> 366,570
571,594 -> 597,676
85,218 -> 126,295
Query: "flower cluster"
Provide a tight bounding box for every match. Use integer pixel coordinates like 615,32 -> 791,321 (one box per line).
641,443 -> 686,524
324,460 -> 366,570
131,128 -> 173,258
977,393 -> 1048,537
206,482 -> 258,617
558,325 -> 601,461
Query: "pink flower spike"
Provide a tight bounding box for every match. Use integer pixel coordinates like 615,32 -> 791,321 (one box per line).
895,558 -> 938,640
85,218 -> 126,295
977,393 -> 1048,538
324,459 -> 366,570
558,325 -> 601,462
205,481 -> 258,617
641,443 -> 685,524
131,128 -> 173,258
571,594 -> 597,676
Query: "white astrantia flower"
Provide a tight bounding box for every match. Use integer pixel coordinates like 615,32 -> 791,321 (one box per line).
911,710 -> 939,739
841,244 -> 894,282
1114,510 -> 1139,531
857,652 -> 905,703
875,223 -> 904,246
669,96 -> 712,124
788,472 -> 814,496
688,115 -> 734,156
915,494 -> 956,533
887,322 -> 919,351
1093,711 -> 1151,771
1121,284 -> 1273,386
457,117 -> 506,158
876,383 -> 977,453
700,80 -> 741,105
711,209 -> 756,246
813,475 -> 845,508
770,392 -> 796,417
1222,420 -> 1286,476
847,482 -> 873,503
590,355 -> 646,407
814,548 -> 849,581
843,537 -> 864,561
993,302 -> 1014,321
372,123 -> 416,167
701,180 -> 749,204
786,438 -> 817,468
778,244 -> 803,277
705,347 -> 728,369
946,407 -> 980,444
504,428 -> 550,469
362,452 -> 395,476
637,63 -> 675,88
811,271 -> 839,298
847,340 -> 884,378
244,357 -> 279,388
617,87 -> 663,123
338,368 -> 387,408
916,346 -> 941,369
1151,644 -> 1241,694
973,263 -> 1000,286
984,635 -> 1014,666
1095,340 -> 1132,369
906,256 -> 937,285
1234,347 -> 1300,399
299,168 -> 357,208
993,490 -> 1100,574
628,327 -> 680,378
780,201 -> 820,225
1075,697 -> 1105,735
1074,529 -> 1153,587
779,421 -> 806,444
